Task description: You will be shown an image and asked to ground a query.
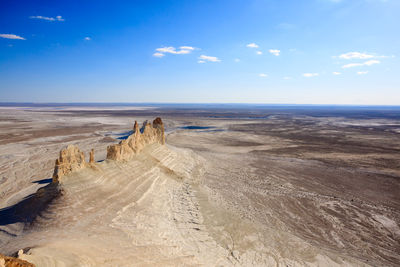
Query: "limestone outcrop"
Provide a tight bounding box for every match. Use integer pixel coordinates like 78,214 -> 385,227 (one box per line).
51,118 -> 165,182
106,117 -> 165,161
0,254 -> 35,267
89,149 -> 95,164
52,145 -> 88,182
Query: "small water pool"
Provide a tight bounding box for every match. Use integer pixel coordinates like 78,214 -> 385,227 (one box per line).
180,126 -> 215,130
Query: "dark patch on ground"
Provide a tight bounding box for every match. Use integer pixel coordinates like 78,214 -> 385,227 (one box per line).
180,126 -> 215,130
0,182 -> 61,225
32,178 -> 53,185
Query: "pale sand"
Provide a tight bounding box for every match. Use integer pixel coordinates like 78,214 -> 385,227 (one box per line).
0,107 -> 399,266
7,144 -> 359,266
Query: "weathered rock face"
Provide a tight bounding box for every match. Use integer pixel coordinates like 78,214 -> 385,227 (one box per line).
89,149 -> 95,164
106,117 -> 165,161
52,145 -> 87,182
0,254 -> 35,267
51,118 -> 165,182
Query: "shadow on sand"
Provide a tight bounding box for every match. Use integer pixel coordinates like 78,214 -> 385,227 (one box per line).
0,182 -> 61,226
32,178 -> 53,184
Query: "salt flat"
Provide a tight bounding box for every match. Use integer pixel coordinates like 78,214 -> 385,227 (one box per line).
0,105 -> 399,266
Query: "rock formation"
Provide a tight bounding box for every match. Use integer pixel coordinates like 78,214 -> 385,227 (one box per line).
89,149 -> 95,164
51,118 -> 165,182
106,117 -> 165,161
52,145 -> 88,182
0,254 -> 35,267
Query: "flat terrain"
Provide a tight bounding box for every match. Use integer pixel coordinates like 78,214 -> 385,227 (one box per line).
0,104 -> 399,266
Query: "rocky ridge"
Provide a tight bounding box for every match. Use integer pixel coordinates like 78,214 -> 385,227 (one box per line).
0,253 -> 34,267
52,117 -> 165,182
106,118 -> 165,161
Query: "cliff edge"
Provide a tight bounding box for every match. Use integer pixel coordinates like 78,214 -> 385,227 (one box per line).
51,117 -> 165,182
106,117 -> 165,161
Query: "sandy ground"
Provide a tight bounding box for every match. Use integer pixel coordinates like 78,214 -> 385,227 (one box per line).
0,106 -> 399,266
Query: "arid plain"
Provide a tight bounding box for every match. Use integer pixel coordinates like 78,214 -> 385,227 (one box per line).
0,104 -> 399,266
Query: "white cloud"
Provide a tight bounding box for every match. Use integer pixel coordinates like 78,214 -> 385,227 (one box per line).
29,15 -> 64,21
357,71 -> 368,75
256,51 -> 263,55
84,37 -> 91,41
234,58 -> 240,62
333,72 -> 341,75
246,43 -> 259,48
0,34 -> 25,40
338,52 -> 374,60
156,46 -> 177,53
153,52 -> 165,57
198,60 -> 206,64
283,76 -> 292,80
269,49 -> 280,56
259,73 -> 268,77
342,59 -> 380,68
179,46 -> 195,51
342,63 -> 363,68
154,46 -> 195,57
198,55 -> 221,62
303,73 -> 319,78
364,59 -> 380,66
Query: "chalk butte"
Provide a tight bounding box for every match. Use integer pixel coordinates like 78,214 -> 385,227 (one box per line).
106,117 -> 165,161
89,149 -> 95,164
51,118 -> 165,182
52,145 -> 88,182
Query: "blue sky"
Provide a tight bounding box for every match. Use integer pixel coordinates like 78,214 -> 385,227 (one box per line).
0,0 -> 399,104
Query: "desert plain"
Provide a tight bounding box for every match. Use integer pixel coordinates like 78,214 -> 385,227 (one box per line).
0,104 -> 399,266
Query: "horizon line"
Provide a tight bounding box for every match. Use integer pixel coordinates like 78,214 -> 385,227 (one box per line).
1,102 -> 400,107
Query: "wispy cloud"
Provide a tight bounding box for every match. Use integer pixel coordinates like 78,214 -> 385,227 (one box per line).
256,51 -> 263,55
84,37 -> 91,41
259,73 -> 268,77
303,73 -> 319,78
342,63 -> 363,68
269,49 -> 280,56
338,52 -> 374,60
364,59 -> 380,66
234,58 -> 240,62
357,71 -> 368,75
156,46 -> 190,54
153,52 -> 165,57
29,15 -> 64,21
246,43 -> 259,48
0,34 -> 25,40
154,46 -> 195,57
179,46 -> 195,51
198,55 -> 221,63
283,76 -> 292,80
342,59 -> 380,68
333,72 -> 341,75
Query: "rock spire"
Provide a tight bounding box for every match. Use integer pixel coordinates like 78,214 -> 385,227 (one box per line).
106,117 -> 165,161
51,118 -> 165,182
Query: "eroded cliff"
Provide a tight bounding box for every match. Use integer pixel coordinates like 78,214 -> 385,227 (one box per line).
51,117 -> 165,182
52,145 -> 87,182
0,253 -> 35,267
106,117 -> 165,161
